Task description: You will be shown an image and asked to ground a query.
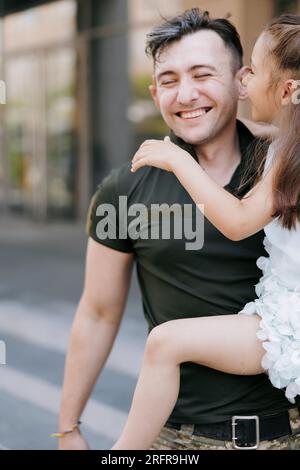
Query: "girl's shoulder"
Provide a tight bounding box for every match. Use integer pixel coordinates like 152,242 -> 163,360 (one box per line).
263,141 -> 278,177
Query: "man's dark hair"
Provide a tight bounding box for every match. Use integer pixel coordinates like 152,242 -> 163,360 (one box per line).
145,8 -> 243,71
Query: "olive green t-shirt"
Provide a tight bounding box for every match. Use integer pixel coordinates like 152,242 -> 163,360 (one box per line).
87,121 -> 297,424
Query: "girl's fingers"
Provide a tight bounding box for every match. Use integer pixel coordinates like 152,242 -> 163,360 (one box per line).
131,157 -> 149,172
140,139 -> 156,148
132,150 -> 146,164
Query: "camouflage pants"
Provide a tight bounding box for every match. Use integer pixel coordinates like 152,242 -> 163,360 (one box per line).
150,408 -> 300,450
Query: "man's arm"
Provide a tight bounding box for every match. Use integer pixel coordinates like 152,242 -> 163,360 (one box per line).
58,238 -> 134,450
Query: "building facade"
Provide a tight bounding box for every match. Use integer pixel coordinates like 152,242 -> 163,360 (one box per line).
0,0 -> 299,220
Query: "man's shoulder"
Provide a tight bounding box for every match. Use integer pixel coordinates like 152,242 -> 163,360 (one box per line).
239,118 -> 278,141
86,159 -> 158,251
93,160 -> 154,199
237,118 -> 270,148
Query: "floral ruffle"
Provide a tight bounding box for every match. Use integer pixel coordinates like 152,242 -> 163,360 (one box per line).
239,239 -> 300,403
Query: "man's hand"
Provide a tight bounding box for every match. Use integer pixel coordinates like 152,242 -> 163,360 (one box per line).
131,136 -> 192,173
58,430 -> 90,450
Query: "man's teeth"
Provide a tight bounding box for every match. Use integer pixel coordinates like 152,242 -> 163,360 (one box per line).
179,108 -> 210,119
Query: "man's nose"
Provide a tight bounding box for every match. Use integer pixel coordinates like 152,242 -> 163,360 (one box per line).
176,80 -> 199,105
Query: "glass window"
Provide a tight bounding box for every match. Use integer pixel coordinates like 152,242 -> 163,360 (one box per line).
128,0 -> 182,150
4,0 -> 76,52
46,47 -> 76,216
4,0 -> 77,218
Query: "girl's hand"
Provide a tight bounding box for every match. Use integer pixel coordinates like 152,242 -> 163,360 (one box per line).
131,136 -> 191,173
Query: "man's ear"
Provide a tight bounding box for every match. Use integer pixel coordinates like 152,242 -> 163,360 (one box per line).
237,66 -> 251,101
281,79 -> 299,106
149,75 -> 160,111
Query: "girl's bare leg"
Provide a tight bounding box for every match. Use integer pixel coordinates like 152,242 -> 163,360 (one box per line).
111,314 -> 265,450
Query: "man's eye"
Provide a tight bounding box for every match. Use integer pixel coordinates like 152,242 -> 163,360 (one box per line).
161,80 -> 176,86
194,74 -> 211,79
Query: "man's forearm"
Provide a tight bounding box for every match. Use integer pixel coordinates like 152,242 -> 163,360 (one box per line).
59,298 -> 121,429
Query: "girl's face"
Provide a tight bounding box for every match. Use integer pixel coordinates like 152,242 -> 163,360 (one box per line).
243,33 -> 281,123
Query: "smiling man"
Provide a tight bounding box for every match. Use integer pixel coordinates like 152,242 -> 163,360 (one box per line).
148,24 -> 247,187
58,9 -> 300,450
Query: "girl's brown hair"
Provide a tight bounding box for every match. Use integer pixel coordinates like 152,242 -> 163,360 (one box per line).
265,15 -> 300,229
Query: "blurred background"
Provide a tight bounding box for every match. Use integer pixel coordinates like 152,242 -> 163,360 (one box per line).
0,0 -> 299,450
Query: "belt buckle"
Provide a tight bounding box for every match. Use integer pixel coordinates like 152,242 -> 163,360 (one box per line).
232,415 -> 260,450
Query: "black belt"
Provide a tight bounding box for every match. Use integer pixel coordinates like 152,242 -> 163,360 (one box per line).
166,407 -> 300,450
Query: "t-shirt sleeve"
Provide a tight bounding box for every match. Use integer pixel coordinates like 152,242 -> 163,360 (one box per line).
86,169 -> 134,253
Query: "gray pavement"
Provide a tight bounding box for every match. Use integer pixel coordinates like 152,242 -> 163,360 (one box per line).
0,215 -> 147,450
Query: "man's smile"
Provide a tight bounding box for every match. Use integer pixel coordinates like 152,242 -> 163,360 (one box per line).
175,107 -> 213,120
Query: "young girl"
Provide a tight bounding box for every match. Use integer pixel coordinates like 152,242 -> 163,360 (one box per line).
112,15 -> 300,450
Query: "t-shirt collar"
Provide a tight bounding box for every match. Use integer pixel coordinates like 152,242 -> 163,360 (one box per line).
169,120 -> 256,190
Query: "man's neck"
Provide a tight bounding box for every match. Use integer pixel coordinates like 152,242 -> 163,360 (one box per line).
193,121 -> 241,187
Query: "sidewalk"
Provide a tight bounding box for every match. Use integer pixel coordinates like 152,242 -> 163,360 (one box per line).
0,215 -> 146,450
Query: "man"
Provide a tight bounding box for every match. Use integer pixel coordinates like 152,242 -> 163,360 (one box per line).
58,9 -> 300,450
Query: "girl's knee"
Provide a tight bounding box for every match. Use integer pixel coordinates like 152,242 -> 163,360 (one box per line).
145,322 -> 176,360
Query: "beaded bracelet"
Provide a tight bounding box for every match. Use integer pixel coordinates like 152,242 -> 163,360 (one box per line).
50,420 -> 82,438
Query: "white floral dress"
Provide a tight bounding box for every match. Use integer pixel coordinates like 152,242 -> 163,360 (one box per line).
239,144 -> 300,403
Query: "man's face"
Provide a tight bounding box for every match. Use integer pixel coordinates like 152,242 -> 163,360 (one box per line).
150,30 -> 244,145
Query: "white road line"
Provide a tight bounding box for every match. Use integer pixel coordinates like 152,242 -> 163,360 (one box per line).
0,366 -> 127,441
0,443 -> 10,450
0,301 -> 146,377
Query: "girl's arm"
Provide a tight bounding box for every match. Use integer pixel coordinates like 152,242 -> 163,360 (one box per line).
240,118 -> 279,140
131,139 -> 275,241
